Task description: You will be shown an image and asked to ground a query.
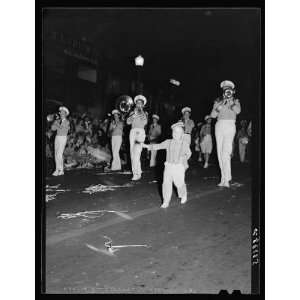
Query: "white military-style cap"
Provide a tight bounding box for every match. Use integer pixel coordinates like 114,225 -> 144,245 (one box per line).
152,114 -> 159,120
181,106 -> 191,114
59,106 -> 70,116
220,80 -> 235,90
134,95 -> 147,105
171,121 -> 185,130
111,109 -> 120,115
204,115 -> 212,121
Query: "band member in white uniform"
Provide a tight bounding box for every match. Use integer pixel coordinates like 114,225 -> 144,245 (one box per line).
210,80 -> 241,187
147,114 -> 162,167
109,109 -> 124,171
200,115 -> 213,168
51,106 -> 70,176
181,107 -> 195,146
126,95 -> 148,180
142,121 -> 191,208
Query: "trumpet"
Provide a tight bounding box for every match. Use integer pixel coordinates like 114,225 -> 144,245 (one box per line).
223,88 -> 235,100
46,113 -> 59,122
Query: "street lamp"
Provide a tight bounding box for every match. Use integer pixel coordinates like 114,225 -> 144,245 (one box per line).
135,55 -> 144,67
134,55 -> 144,94
170,78 -> 181,86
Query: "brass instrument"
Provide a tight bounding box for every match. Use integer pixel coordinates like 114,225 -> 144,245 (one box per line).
115,94 -> 147,120
114,95 -> 134,121
116,95 -> 134,114
46,113 -> 59,122
221,88 -> 236,106
224,88 -> 234,99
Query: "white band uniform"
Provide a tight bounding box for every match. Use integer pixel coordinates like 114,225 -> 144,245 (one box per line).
111,135 -> 122,170
54,135 -> 67,173
215,120 -> 236,183
129,128 -> 146,176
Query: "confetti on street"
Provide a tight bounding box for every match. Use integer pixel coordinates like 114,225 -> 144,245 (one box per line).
230,182 -> 244,187
46,184 -> 61,190
57,210 -> 132,220
45,184 -> 71,202
96,171 -> 132,175
148,180 -> 158,184
82,183 -> 134,194
46,193 -> 58,202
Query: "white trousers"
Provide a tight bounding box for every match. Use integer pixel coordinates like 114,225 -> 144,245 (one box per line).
149,145 -> 157,167
215,120 -> 236,183
162,162 -> 187,205
183,133 -> 191,146
111,135 -> 122,170
129,128 -> 146,176
238,139 -> 247,162
54,135 -> 67,172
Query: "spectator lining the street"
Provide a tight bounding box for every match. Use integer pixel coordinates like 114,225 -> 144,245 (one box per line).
108,109 -> 124,171
200,115 -> 213,168
236,120 -> 249,163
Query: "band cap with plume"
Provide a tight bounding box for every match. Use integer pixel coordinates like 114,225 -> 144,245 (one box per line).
111,109 -> 121,115
134,95 -> 147,105
181,106 -> 191,114
59,106 -> 70,116
220,80 -> 235,90
171,121 -> 184,130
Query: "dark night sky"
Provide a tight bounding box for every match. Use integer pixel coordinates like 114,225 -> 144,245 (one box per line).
43,8 -> 261,119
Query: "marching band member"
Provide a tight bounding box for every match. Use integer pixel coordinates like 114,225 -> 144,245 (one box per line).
51,106 -> 70,176
200,116 -> 213,168
147,114 -> 162,167
210,80 -> 241,187
181,107 -> 195,146
142,121 -> 191,208
109,109 -> 124,171
126,95 -> 148,180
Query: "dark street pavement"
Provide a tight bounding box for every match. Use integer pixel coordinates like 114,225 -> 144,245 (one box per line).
45,161 -> 251,294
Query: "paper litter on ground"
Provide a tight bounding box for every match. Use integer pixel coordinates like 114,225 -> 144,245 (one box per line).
46,193 -> 58,202
45,184 -> 71,202
96,171 -> 132,175
82,183 -> 134,194
230,182 -> 244,187
57,210 -> 133,220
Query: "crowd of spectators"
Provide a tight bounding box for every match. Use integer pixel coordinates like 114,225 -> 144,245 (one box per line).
45,112 -> 121,174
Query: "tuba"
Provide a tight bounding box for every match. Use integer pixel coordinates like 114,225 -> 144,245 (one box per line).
116,95 -> 134,119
